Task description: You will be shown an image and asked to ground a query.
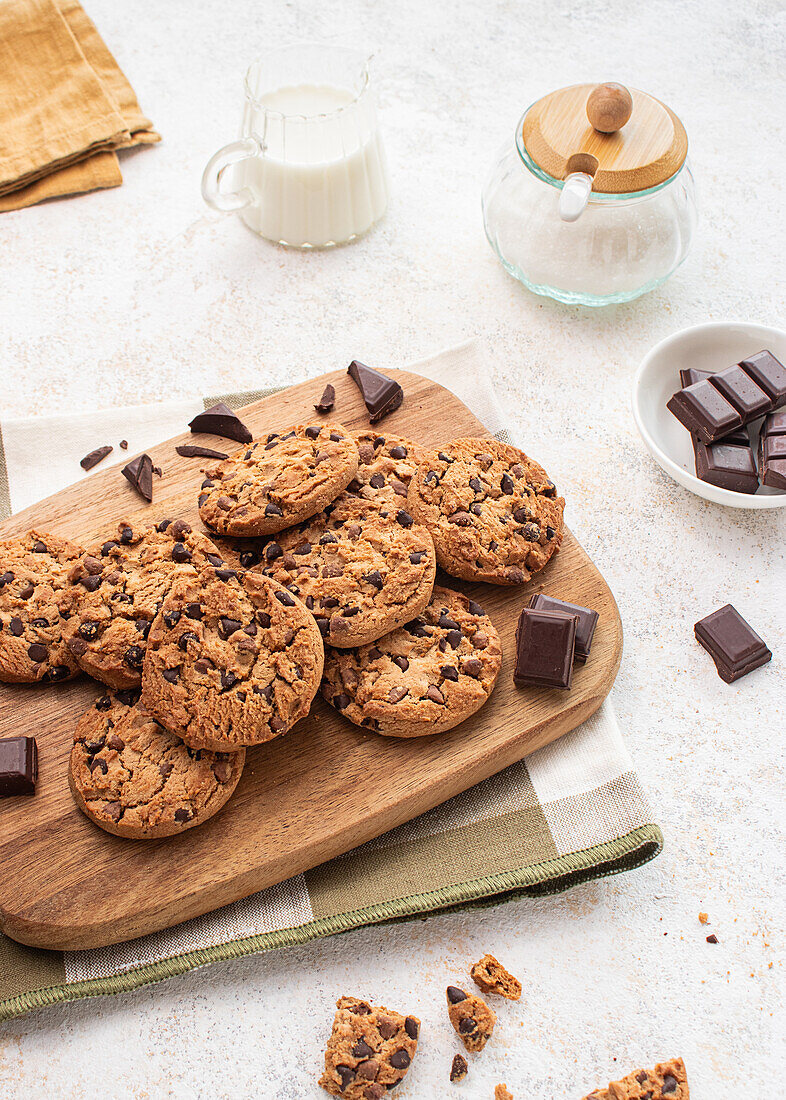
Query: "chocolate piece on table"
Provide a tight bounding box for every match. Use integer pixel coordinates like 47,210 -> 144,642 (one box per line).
119,439 -> 128,450
175,444 -> 229,461
347,360 -> 404,423
80,445 -> 113,471
528,593 -> 598,664
738,349 -> 786,405
694,604 -> 772,683
693,435 -> 759,494
188,402 -> 253,444
0,736 -> 38,796
121,453 -> 154,502
514,607 -> 577,689
679,367 -> 712,387
314,382 -> 335,413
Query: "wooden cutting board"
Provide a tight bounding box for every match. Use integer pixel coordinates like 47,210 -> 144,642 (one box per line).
0,368 -> 622,950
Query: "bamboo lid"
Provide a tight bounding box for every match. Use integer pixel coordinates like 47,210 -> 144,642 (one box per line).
521,83 -> 688,194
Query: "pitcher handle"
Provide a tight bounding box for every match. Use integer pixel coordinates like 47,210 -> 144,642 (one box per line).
201,137 -> 259,212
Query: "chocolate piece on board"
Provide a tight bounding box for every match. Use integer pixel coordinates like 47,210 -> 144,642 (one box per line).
514,607 -> 577,689
738,349 -> 786,406
188,402 -> 252,444
693,436 -> 759,494
0,736 -> 37,796
347,361 -> 403,423
528,593 -> 598,663
666,380 -> 741,443
314,383 -> 336,413
80,445 -> 113,471
694,604 -> 772,683
121,453 -> 154,502
175,444 -> 229,461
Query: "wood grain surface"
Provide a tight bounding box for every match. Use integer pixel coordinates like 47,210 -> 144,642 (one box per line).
0,368 -> 622,950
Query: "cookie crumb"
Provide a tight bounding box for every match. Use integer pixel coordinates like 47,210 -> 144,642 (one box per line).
698,912 -> 709,924
446,986 -> 496,1053
471,953 -> 522,1000
581,1056 -> 689,1099
706,933 -> 719,944
319,996 -> 419,1098
495,1086 -> 514,1100
450,1053 -> 468,1082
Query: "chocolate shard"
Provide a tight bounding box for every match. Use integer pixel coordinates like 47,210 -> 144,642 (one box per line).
80,445 -> 113,471
0,736 -> 38,797
122,453 -> 154,502
176,444 -> 229,461
314,383 -> 336,414
189,402 -> 252,443
347,360 -> 403,423
694,604 -> 772,683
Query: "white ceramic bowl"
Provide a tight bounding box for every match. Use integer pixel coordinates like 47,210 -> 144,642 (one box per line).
633,321 -> 786,509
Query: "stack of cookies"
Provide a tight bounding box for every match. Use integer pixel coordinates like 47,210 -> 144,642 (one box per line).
0,410 -> 565,841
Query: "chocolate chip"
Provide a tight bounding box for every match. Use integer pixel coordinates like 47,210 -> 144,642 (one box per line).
352,1040 -> 374,1058
389,1050 -> 410,1070
193,659 -> 212,674
377,1016 -> 397,1039
0,571 -> 14,586
184,602 -> 202,620
270,716 -> 286,733
513,506 -> 529,523
449,511 -> 473,526
440,665 -> 458,681
95,695 -> 112,711
424,470 -> 439,485
219,617 -> 242,639
462,657 -> 483,677
427,685 -> 445,704
467,600 -> 485,617
389,445 -> 407,459
522,522 -> 540,542
163,667 -> 180,683
469,476 -> 484,493
265,503 -> 284,517
405,620 -> 429,637
215,568 -> 240,582
217,496 -> 233,510
662,1075 -> 678,1094
438,614 -> 460,631
135,619 -> 151,638
364,570 -> 384,590
444,629 -> 462,649
255,612 -> 272,629
404,1016 -> 419,1039
45,665 -> 70,682
336,1066 -> 356,1089
459,1017 -> 477,1034
115,689 -> 139,706
396,510 -> 413,528
274,590 -> 296,606
31,617 -> 48,627
107,734 -> 125,752
27,643 -> 47,663
319,532 -> 338,546
546,526 -> 556,540
179,632 -> 199,652
220,669 -> 238,690
9,617 -> 24,636
393,655 -> 409,671
438,451 -> 454,463
470,503 -> 483,515
159,760 -> 174,777
446,986 -> 467,1003
31,539 -> 48,553
388,686 -> 407,703
369,473 -> 385,489
171,543 -> 192,563
355,1059 -> 379,1081
174,808 -> 192,823
542,479 -> 557,497
332,693 -> 351,710
164,610 -> 181,629
500,472 -> 515,494
81,574 -> 102,592
89,757 -> 108,774
256,684 -> 274,702
18,582 -> 34,599
293,541 -> 311,556
124,645 -> 144,669
409,551 -> 425,565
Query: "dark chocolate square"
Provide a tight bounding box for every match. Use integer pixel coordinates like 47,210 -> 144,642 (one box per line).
528,593 -> 598,663
694,605 -> 771,683
666,380 -> 740,443
514,608 -> 577,689
693,438 -> 758,494
709,366 -> 771,421
680,367 -> 712,388
739,350 -> 786,408
762,408 -> 786,436
0,736 -> 38,797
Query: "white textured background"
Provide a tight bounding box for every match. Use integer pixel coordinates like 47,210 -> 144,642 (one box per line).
1,0 -> 785,1096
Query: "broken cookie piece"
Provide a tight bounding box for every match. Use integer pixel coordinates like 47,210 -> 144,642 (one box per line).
319,996 -> 420,1099
450,1053 -> 468,1082
582,1057 -> 689,1099
470,953 -> 522,1000
446,985 -> 496,1053
495,1086 -> 514,1100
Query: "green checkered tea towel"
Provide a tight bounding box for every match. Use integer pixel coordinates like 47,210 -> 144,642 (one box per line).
0,341 -> 662,1021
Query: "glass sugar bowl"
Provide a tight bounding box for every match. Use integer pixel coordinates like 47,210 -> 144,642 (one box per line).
482,82 -> 697,306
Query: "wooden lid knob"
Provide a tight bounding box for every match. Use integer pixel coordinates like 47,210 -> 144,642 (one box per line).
586,83 -> 633,133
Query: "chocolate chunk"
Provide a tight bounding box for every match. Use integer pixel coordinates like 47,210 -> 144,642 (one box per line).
119,439 -> 128,450
0,737 -> 37,796
694,604 -> 772,683
80,445 -> 113,471
274,590 -> 296,606
447,986 -> 467,1004
528,594 -> 599,664
352,1040 -> 374,1058
404,1016 -> 419,1039
18,582 -> 34,599
364,570 -> 384,590
185,602 -> 203,620
450,1053 -> 468,1082
27,643 -> 47,663
514,607 -> 577,689
265,503 -> 284,517
347,360 -> 404,423
666,380 -> 740,444
174,808 -> 192,823
500,472 -> 515,494
440,665 -> 459,681
314,383 -> 336,413
218,617 -> 242,638
9,617 -> 23,636
179,631 -> 199,652
121,453 -> 154,502
220,669 -> 238,690
694,435 -> 759,494
389,1050 -> 410,1070
462,657 -> 483,677
162,667 -> 180,684
409,551 -> 424,564
188,402 -> 252,443
710,365 -> 772,421
175,444 -> 229,460
706,934 -> 719,944
171,543 -> 192,563
124,645 -> 145,669
396,510 -> 413,528
739,349 -> 786,405
467,599 -> 486,617
458,1018 -> 476,1034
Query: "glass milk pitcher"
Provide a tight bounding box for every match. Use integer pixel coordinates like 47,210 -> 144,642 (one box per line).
482,82 -> 697,306
202,45 -> 389,248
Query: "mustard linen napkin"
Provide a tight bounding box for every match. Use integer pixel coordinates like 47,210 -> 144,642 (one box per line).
0,0 -> 159,210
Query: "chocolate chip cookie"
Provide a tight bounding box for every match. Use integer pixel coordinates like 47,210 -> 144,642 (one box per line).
582,1058 -> 689,1099
470,954 -> 522,1000
0,530 -> 84,683
344,431 -> 427,511
198,422 -> 359,537
322,586 -> 501,737
446,986 -> 496,1053
141,565 -> 324,751
319,996 -> 420,1099
69,690 -> 245,839
63,519 -> 224,689
407,437 -> 565,584
260,496 -> 436,649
